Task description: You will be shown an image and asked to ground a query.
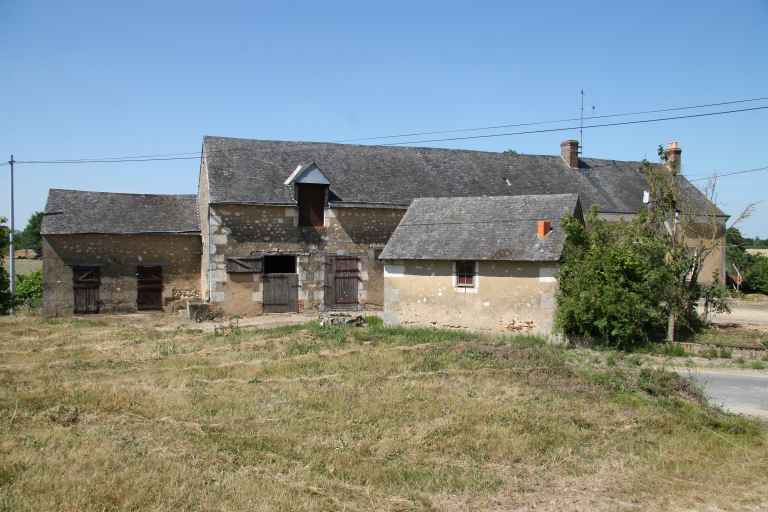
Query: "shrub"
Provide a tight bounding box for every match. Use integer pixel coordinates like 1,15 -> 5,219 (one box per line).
556,211 -> 671,349
15,270 -> 43,309
0,261 -> 11,314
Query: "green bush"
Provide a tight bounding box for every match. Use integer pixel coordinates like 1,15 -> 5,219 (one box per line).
0,261 -> 11,314
15,270 -> 42,309
556,211 -> 671,349
745,256 -> 768,294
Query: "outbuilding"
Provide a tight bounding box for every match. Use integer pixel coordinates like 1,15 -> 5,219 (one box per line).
379,194 -> 582,335
41,189 -> 202,316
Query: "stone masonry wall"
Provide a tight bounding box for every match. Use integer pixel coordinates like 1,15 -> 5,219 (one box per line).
43,234 -> 201,316
205,204 -> 404,316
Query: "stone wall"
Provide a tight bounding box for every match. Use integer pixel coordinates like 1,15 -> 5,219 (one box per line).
205,204 -> 404,315
42,234 -> 201,316
383,260 -> 559,336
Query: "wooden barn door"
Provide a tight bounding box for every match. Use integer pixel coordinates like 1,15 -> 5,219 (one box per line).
137,266 -> 163,311
332,256 -> 359,308
73,266 -> 100,314
262,274 -> 298,313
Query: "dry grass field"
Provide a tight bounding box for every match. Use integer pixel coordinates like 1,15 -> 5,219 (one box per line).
1,314 -> 767,511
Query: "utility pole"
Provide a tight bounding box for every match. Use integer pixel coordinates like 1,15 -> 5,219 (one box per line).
8,155 -> 15,314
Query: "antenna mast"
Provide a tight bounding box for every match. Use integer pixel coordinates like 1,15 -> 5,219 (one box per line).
579,89 -> 584,155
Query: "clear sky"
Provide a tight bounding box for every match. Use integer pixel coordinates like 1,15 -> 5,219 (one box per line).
2,1 -> 767,236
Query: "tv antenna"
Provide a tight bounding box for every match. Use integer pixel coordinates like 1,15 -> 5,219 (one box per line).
578,90 -> 596,156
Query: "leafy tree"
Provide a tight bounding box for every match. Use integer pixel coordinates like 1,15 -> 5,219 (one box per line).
726,227 -> 752,290
0,216 -> 7,257
557,147 -> 732,346
0,216 -> 11,314
14,211 -> 44,253
745,256 -> 768,294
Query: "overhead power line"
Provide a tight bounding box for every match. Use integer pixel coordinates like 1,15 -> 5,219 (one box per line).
686,165 -> 768,182
336,95 -> 768,143
381,105 -> 768,146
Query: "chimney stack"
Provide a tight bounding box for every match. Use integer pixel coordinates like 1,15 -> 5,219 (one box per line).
560,139 -> 580,169
664,141 -> 682,174
537,220 -> 552,239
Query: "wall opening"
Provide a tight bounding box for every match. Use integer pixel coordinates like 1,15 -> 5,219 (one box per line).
297,184 -> 326,227
137,265 -> 163,311
264,255 -> 297,274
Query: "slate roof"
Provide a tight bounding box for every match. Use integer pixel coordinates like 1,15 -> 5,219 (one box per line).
379,194 -> 581,262
41,189 -> 200,235
202,136 -> 724,216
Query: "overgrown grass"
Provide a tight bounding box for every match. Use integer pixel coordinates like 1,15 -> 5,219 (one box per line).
0,314 -> 766,511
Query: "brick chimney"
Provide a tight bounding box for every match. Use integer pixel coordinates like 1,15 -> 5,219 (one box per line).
560,139 -> 579,169
537,220 -> 552,239
664,141 -> 682,174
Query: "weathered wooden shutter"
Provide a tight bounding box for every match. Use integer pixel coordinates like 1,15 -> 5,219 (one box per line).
226,256 -> 264,273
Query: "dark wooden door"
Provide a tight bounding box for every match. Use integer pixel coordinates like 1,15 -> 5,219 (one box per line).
73,266 -> 100,314
333,257 -> 359,307
137,266 -> 163,311
263,274 -> 298,313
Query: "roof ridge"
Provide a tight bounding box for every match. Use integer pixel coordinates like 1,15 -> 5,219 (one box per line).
49,188 -> 197,199
203,134 -> 655,166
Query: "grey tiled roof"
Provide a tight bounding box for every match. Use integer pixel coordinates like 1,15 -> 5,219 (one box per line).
42,189 -> 200,235
203,136 -> 724,216
379,194 -> 581,262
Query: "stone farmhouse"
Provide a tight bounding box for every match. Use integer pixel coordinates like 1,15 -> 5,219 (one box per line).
41,136 -> 726,333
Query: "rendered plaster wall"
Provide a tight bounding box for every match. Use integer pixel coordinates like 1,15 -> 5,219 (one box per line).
42,234 -> 202,317
383,260 -> 559,335
198,158 -> 211,300
205,204 -> 404,315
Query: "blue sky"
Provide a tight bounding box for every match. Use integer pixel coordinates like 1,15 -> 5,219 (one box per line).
2,1 -> 767,236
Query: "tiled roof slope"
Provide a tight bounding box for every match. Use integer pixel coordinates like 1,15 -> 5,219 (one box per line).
203,136 -> 724,216
41,189 -> 200,235
379,194 -> 581,262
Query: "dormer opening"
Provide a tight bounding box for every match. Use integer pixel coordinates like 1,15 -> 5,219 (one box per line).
284,162 -> 331,227
297,184 -> 326,227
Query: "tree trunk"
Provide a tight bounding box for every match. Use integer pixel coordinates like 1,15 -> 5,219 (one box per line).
667,312 -> 676,342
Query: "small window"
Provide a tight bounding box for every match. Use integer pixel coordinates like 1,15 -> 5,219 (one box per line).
455,261 -> 476,288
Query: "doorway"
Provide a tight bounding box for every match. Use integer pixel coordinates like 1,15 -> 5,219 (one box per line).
73,266 -> 100,314
137,266 -> 163,311
262,255 -> 298,313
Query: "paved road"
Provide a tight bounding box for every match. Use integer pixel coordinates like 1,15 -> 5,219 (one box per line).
709,299 -> 768,326
676,368 -> 768,419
